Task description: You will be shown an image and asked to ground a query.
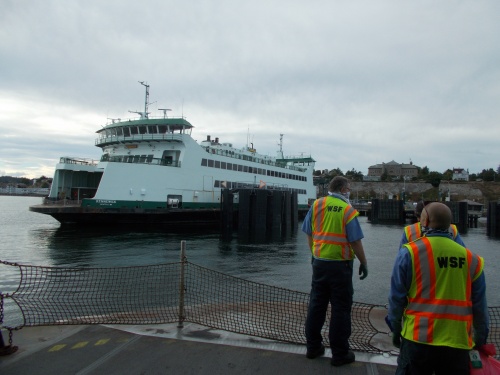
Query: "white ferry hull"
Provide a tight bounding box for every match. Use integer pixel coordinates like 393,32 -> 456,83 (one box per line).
30,86 -> 316,228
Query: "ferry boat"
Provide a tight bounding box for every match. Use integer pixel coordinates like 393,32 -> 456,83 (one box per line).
30,83 -> 317,227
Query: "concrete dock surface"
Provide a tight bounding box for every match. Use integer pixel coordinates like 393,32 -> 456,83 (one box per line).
0,323 -> 398,374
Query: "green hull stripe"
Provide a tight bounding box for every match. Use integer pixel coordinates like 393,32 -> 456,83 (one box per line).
82,199 -> 309,211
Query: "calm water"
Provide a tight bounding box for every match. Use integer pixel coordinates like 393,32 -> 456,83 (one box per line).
1,196 -> 499,306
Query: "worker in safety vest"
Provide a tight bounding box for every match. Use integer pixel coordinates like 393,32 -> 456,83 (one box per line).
400,200 -> 465,247
302,176 -> 368,367
388,202 -> 489,375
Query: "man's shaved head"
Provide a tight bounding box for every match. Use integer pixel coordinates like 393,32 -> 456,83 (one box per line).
420,202 -> 452,230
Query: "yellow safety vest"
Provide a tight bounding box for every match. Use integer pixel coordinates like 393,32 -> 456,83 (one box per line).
402,236 -> 484,349
404,223 -> 459,243
311,196 -> 359,260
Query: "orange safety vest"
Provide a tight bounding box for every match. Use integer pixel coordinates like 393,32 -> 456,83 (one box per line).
311,196 -> 358,260
404,223 -> 459,243
402,236 -> 484,349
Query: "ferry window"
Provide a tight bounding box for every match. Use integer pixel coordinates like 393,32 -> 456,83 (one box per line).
140,155 -> 146,163
130,127 -> 138,135
226,162 -> 232,170
158,125 -> 167,134
215,161 -> 220,168
243,166 -> 248,172
208,159 -> 214,167
139,126 -> 147,134
267,170 -> 271,176
147,155 -> 153,163
148,125 -> 158,134
117,127 -> 123,136
214,180 -> 220,188
123,128 -> 130,137
221,162 -> 226,169
133,155 -> 140,163
233,164 -> 237,171
238,165 -> 243,172
201,158 -> 208,166
164,156 -> 173,165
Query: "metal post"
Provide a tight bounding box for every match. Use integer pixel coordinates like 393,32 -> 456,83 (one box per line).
177,240 -> 187,328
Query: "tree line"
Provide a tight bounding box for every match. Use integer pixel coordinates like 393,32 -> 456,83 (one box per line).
0,176 -> 51,188
314,165 -> 500,187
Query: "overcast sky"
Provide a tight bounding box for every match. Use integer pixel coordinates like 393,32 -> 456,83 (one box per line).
1,0 -> 499,179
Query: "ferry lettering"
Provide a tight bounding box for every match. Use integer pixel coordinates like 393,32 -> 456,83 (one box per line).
326,205 -> 343,213
437,256 -> 466,268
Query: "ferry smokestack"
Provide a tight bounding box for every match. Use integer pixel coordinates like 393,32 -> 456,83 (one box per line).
207,135 -> 211,141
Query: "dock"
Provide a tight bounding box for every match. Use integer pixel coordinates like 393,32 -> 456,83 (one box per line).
0,323 -> 397,375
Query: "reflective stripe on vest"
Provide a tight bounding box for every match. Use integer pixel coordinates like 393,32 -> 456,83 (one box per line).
404,224 -> 459,244
450,224 -> 458,238
402,236 -> 483,349
404,223 -> 421,243
311,196 -> 357,260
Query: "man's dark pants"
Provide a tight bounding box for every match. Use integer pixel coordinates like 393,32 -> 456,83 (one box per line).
396,337 -> 470,375
305,259 -> 353,360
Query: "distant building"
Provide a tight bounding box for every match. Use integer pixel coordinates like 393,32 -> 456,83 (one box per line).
366,160 -> 419,181
452,167 -> 469,181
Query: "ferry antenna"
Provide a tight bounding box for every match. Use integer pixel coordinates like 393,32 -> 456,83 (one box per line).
158,108 -> 172,119
139,81 -> 150,119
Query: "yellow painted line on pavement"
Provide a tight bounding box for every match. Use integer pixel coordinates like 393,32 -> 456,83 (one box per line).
48,344 -> 67,352
95,339 -> 110,346
48,338 -> 115,352
72,341 -> 89,349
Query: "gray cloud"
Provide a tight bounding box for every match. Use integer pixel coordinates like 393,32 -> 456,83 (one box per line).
1,0 -> 499,178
